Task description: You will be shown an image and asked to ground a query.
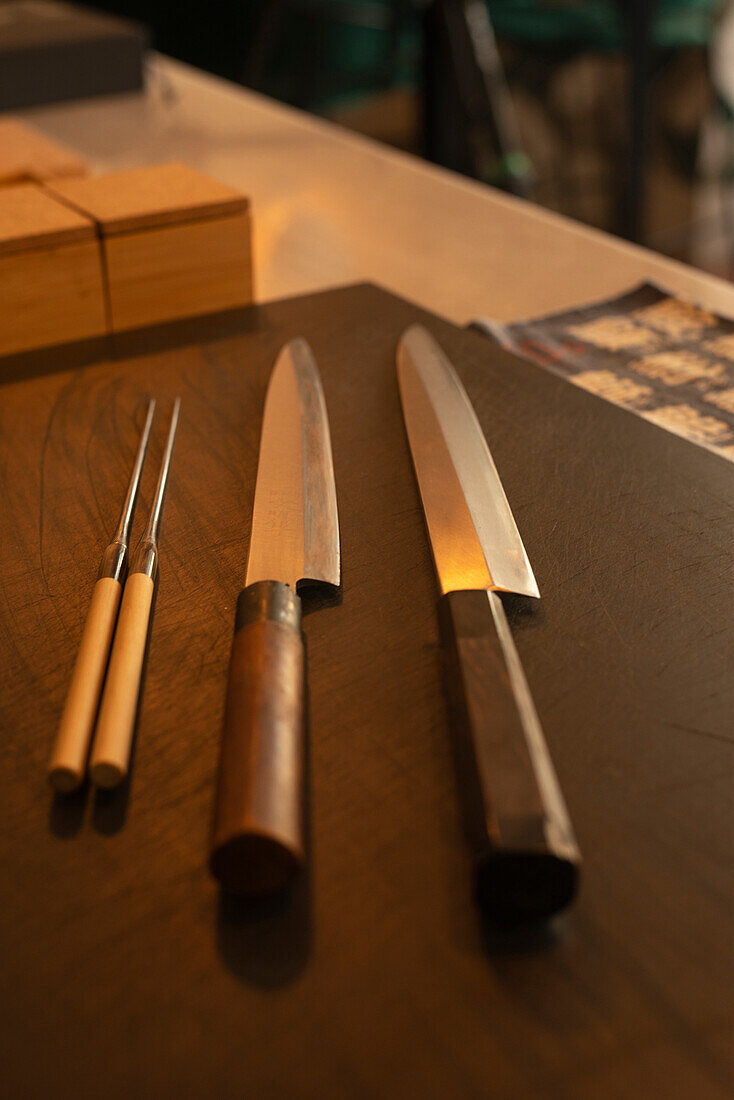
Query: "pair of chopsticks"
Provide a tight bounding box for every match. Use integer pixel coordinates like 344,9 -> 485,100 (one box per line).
48,397 -> 181,793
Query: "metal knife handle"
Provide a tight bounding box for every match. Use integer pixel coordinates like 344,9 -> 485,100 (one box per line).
438,588 -> 580,923
210,580 -> 305,895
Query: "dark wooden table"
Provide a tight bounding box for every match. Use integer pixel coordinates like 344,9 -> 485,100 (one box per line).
2,285 -> 733,1098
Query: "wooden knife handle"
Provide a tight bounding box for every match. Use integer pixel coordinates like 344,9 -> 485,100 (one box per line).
48,577 -> 123,792
210,580 -> 305,895
438,588 -> 580,923
89,572 -> 155,788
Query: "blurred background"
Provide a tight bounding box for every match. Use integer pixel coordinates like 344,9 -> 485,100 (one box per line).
10,0 -> 734,277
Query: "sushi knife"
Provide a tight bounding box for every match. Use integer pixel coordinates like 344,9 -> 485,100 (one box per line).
397,324 -> 580,923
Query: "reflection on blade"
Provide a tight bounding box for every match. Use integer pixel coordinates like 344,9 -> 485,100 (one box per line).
398,324 -> 539,599
245,338 -> 340,592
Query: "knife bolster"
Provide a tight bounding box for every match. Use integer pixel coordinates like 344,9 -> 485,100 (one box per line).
234,579 -> 302,632
210,580 -> 305,895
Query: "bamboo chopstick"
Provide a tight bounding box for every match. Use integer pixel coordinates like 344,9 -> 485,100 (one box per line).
90,398 -> 181,788
48,399 -> 156,792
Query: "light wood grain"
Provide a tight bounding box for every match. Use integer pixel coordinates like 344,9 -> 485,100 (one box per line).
0,236 -> 107,356
48,576 -> 122,792
46,162 -> 249,234
0,183 -> 94,255
103,209 -> 253,331
89,572 -> 155,788
0,117 -> 87,186
43,164 -> 252,335
18,55 -> 734,324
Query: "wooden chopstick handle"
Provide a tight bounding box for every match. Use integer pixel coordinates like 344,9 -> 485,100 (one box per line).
210,581 -> 305,895
89,572 -> 155,788
48,577 -> 123,792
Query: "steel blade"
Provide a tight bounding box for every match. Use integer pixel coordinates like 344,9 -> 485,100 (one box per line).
397,324 -> 539,599
245,338 -> 340,592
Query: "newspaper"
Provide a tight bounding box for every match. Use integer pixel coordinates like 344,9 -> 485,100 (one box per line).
473,283 -> 734,462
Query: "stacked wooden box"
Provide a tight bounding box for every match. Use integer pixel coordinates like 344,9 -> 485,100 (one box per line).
0,136 -> 253,356
0,183 -> 106,356
46,164 -> 253,333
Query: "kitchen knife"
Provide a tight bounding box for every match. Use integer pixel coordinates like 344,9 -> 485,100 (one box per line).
210,338 -> 340,895
397,324 -> 580,923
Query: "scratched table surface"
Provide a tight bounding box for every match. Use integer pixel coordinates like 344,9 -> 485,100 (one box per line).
1,284 -> 733,1098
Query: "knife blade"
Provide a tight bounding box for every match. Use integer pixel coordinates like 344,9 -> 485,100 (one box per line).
210,338 -> 340,895
397,324 -> 580,923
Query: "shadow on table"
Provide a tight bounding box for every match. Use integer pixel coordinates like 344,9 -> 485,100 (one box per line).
0,304 -> 267,387
48,781 -> 88,837
216,869 -> 312,990
480,913 -> 564,956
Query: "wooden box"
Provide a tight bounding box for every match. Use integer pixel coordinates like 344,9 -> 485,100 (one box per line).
46,164 -> 253,332
0,117 -> 87,186
0,183 -> 106,356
